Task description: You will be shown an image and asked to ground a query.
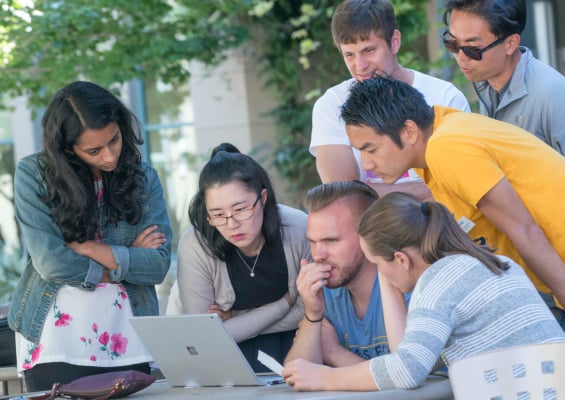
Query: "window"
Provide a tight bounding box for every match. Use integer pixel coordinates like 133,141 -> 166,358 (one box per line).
132,78 -> 199,254
0,106 -> 22,304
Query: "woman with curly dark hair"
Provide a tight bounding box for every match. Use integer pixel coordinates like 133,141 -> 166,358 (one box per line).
8,81 -> 172,391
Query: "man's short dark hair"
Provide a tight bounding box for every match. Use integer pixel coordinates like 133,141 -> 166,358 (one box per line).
341,77 -> 434,148
331,0 -> 398,48
443,0 -> 526,37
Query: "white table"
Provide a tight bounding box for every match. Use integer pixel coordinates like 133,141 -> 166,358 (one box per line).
130,375 -> 454,400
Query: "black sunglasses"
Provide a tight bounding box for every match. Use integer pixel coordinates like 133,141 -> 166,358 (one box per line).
442,30 -> 508,61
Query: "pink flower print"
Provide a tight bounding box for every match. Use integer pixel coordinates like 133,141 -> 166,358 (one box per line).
109,333 -> 128,356
99,331 -> 110,346
118,285 -> 127,299
55,313 -> 72,327
80,336 -> 92,347
113,286 -> 127,309
90,355 -> 97,362
52,301 -> 71,327
92,323 -> 98,333
31,344 -> 43,364
23,343 -> 43,369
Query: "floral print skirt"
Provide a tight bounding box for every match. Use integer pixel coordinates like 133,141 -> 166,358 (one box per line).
15,283 -> 153,373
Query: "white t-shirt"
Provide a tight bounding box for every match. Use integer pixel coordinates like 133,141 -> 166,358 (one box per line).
309,70 -> 470,183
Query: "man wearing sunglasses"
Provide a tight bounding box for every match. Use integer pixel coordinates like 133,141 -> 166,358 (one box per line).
443,0 -> 565,155
310,0 -> 470,201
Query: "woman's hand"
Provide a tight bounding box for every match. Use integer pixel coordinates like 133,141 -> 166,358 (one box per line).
66,240 -> 118,273
132,225 -> 166,249
282,359 -> 332,391
283,359 -> 377,392
66,240 -> 88,256
207,304 -> 233,321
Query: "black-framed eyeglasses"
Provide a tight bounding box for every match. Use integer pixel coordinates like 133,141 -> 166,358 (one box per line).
442,30 -> 508,61
207,193 -> 262,227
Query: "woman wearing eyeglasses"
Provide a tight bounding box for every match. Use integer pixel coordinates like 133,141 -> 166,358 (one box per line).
167,143 -> 309,370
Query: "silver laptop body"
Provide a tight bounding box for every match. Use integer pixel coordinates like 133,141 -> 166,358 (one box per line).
130,313 -> 283,387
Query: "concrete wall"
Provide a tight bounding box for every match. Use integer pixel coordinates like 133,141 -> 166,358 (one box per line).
188,48 -> 291,205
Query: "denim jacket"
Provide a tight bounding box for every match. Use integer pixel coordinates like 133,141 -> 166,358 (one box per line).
8,153 -> 172,343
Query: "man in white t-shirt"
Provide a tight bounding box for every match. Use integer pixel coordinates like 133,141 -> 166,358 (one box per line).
310,0 -> 470,198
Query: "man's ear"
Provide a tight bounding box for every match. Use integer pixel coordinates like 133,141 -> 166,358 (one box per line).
400,120 -> 421,145
505,33 -> 521,55
390,29 -> 401,55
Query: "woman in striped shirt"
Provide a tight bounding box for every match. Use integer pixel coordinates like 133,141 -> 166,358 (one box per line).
282,192 -> 565,391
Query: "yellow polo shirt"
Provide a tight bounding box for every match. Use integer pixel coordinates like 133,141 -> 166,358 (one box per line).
416,106 -> 565,300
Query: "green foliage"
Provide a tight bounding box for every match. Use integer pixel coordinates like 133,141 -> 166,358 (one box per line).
248,0 -> 431,198
0,246 -> 24,304
248,1 -> 348,197
0,0 -> 436,199
0,0 -> 250,108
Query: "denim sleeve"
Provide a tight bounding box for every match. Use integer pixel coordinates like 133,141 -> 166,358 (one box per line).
14,156 -> 104,288
107,164 -> 172,285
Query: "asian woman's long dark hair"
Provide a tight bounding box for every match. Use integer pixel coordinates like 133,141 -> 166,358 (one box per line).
189,143 -> 282,261
40,81 -> 145,242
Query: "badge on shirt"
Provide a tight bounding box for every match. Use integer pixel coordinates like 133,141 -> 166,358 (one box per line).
457,216 -> 475,233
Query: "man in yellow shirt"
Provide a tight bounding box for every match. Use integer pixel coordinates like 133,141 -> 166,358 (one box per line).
341,77 -> 565,328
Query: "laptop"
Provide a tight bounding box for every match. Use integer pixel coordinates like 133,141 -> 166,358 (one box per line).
129,314 -> 285,387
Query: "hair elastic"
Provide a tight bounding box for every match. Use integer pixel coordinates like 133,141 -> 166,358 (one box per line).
304,313 -> 324,323
420,202 -> 430,216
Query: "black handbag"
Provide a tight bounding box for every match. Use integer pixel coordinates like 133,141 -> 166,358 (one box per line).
28,370 -> 156,400
0,317 -> 16,366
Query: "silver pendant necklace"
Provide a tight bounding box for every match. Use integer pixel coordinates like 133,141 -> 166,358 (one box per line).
235,242 -> 264,278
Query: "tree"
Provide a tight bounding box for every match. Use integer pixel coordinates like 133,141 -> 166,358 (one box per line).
246,0 -> 430,196
0,0 -> 250,107
0,0 -> 432,196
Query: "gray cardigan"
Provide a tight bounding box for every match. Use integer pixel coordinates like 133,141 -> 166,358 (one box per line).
167,205 -> 310,342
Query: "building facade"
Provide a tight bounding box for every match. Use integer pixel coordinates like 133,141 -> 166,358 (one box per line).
1,0 -> 564,293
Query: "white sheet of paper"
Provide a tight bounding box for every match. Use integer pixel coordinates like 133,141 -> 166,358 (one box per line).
257,350 -> 283,375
